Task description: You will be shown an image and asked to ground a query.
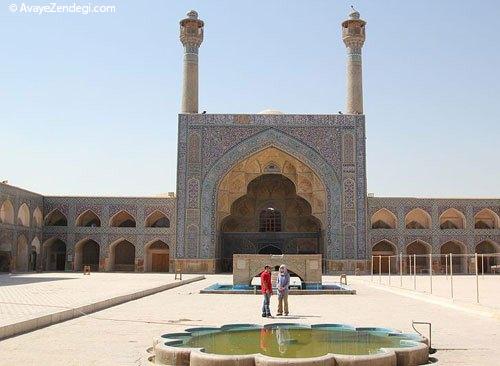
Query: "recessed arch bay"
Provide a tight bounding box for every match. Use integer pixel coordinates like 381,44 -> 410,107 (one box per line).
370,208 -> 397,229
17,203 -> 30,227
0,199 -> 14,224
74,239 -> 100,271
405,208 -> 431,229
44,209 -> 67,226
145,210 -> 170,228
194,128 -> 343,261
216,147 -> 327,229
76,210 -> 101,227
219,173 -> 323,271
474,208 -> 499,229
439,208 -> 465,229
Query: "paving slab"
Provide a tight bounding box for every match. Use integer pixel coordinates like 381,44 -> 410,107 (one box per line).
358,274 -> 500,311
0,274 -> 498,365
0,272 -> 202,339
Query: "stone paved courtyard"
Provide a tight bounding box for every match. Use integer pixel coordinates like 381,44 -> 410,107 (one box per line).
0,274 -> 499,365
356,274 -> 500,312
0,272 -> 199,330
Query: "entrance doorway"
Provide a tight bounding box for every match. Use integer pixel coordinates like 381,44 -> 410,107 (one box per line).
110,240 -> 135,271
0,252 -> 10,272
476,241 -> 498,273
75,239 -> 100,271
258,245 -> 282,255
56,252 -> 65,271
152,253 -> 169,272
44,239 -> 67,271
145,240 -> 170,272
372,240 -> 397,274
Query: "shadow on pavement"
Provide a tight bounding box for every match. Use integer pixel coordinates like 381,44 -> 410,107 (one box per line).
0,275 -> 76,286
273,315 -> 322,319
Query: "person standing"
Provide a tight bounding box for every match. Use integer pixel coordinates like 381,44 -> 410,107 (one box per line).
260,265 -> 272,317
276,264 -> 290,316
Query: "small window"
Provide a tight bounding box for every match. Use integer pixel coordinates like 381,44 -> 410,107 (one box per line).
259,208 -> 282,232
263,162 -> 280,174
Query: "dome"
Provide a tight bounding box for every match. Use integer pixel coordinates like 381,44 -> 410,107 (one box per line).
187,10 -> 198,19
349,10 -> 360,20
258,109 -> 284,115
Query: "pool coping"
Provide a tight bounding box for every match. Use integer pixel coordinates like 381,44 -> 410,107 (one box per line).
152,323 -> 430,366
200,283 -> 356,295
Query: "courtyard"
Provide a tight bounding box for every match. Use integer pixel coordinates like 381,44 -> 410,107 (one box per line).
1,2 -> 500,366
0,272 -> 202,337
0,272 -> 499,365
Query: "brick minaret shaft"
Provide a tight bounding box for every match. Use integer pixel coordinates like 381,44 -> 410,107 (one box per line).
179,11 -> 204,114
342,9 -> 366,115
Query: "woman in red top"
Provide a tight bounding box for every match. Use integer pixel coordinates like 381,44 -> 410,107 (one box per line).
260,265 -> 272,317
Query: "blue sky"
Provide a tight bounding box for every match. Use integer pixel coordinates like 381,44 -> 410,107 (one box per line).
1,1 -> 499,197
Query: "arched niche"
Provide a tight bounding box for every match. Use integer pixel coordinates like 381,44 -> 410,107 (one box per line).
74,239 -> 100,271
33,207 -> 43,228
76,210 -> 101,227
145,211 -> 170,228
219,173 -> 323,271
406,240 -> 431,270
17,203 -> 30,227
216,147 -> 327,232
371,208 -> 397,229
405,208 -> 431,229
440,240 -> 466,273
110,211 -> 136,228
109,239 -> 135,271
475,240 -> 499,273
474,208 -> 499,229
42,238 -> 67,271
45,209 -> 67,226
439,208 -> 465,229
0,199 -> 14,224
16,235 -> 29,271
31,237 -> 41,271
371,240 -> 397,274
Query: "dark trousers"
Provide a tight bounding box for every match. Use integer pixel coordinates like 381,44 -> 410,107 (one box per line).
262,293 -> 271,316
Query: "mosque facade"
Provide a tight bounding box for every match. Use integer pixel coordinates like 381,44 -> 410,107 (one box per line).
1,10 -> 499,275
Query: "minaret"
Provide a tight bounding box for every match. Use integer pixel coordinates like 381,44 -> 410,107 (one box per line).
179,10 -> 204,113
342,8 -> 366,115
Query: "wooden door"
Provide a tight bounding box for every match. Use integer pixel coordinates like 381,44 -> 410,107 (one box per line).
56,253 -> 66,271
373,255 -> 390,274
152,253 -> 169,272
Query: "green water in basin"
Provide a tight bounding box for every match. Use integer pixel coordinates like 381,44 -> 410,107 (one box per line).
171,326 -> 416,358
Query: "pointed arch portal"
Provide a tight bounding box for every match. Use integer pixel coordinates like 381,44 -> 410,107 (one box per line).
109,240 -> 135,271
178,128 -> 347,271
215,146 -> 327,272
144,240 -> 170,272
74,239 -> 100,271
43,238 -> 67,271
371,240 -> 397,274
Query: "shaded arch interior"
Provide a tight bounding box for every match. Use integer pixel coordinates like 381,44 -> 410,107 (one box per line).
110,211 -> 136,228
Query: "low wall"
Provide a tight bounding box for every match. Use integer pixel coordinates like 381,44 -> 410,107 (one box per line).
325,259 -> 371,275
175,259 -> 218,274
233,254 -> 322,285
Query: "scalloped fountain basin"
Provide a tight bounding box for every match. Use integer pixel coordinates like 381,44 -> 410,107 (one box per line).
153,323 -> 431,365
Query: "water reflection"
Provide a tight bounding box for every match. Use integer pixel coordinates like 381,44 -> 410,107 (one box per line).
177,326 -> 417,358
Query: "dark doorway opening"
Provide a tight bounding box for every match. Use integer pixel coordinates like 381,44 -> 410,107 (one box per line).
258,245 -> 283,255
